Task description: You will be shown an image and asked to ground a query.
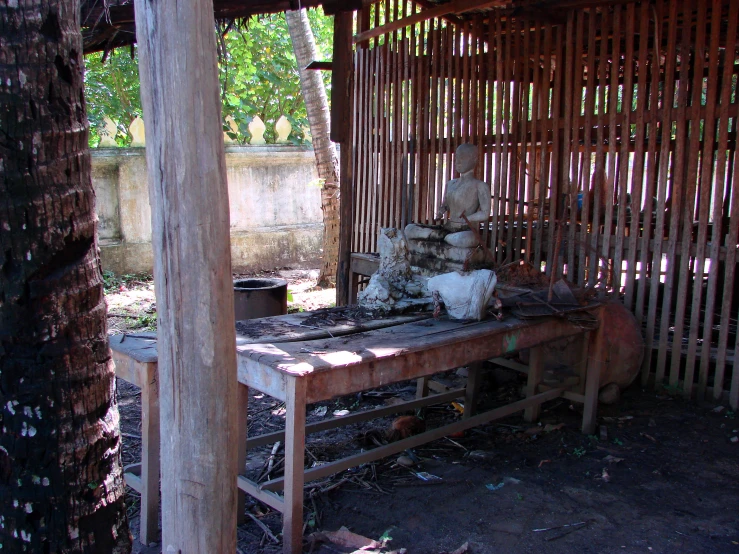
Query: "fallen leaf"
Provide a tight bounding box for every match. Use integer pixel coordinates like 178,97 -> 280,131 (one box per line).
318,526 -> 381,549
641,432 -> 658,443
543,423 -> 565,433
451,542 -> 470,554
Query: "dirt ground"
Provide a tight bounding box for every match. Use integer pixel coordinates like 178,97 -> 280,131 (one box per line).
107,270 -> 739,554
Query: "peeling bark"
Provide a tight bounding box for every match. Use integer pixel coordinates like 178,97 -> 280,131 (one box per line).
286,8 -> 341,288
0,1 -> 131,551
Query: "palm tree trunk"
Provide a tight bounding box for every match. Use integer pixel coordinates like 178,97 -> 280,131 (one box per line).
0,1 -> 131,551
286,8 -> 340,288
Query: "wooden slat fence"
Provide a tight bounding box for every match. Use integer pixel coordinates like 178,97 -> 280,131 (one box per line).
349,0 -> 739,407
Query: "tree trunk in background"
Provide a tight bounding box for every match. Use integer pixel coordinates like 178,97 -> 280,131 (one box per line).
286,8 -> 340,288
0,1 -> 131,552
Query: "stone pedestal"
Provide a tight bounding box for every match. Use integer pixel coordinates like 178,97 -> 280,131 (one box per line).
406,237 -> 492,276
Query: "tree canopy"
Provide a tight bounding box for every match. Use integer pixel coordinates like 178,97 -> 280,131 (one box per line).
84,10 -> 333,146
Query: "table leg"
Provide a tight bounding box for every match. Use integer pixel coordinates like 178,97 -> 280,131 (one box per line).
523,346 -> 544,423
140,362 -> 160,545
349,270 -> 359,304
282,377 -> 307,554
416,377 -> 429,399
582,310 -> 605,435
463,362 -> 482,419
236,383 -> 249,525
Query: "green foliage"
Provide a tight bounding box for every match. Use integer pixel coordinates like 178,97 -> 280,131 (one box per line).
83,10 -> 333,147
135,313 -> 157,330
572,446 -> 587,458
84,48 -> 142,147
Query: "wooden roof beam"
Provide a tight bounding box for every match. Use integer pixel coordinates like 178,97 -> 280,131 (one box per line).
353,0 -> 508,44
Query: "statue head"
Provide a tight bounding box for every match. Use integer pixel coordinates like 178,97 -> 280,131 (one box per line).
454,143 -> 478,174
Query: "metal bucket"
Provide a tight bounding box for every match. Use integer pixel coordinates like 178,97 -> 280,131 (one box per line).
233,278 -> 288,321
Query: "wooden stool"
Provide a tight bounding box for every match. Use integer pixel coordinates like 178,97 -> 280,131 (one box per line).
109,333 -> 160,546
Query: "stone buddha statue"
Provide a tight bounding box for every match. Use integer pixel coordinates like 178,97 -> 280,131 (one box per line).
403,144 -> 492,274
405,143 -> 491,248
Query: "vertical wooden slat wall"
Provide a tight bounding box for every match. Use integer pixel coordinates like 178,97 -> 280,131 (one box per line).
350,0 -> 739,407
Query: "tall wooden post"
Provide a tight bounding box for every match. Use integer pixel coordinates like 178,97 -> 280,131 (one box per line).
133,0 -> 238,551
333,10 -> 355,305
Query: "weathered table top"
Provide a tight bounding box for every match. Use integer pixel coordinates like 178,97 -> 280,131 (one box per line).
109,307 -> 596,404
236,310 -> 595,403
108,309 -> 429,363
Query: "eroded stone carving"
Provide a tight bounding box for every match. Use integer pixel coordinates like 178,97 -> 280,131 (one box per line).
427,269 -> 497,321
404,143 -> 492,275
357,228 -> 429,313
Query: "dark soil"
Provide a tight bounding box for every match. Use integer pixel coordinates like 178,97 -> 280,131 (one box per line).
120,367 -> 739,554
111,268 -> 739,553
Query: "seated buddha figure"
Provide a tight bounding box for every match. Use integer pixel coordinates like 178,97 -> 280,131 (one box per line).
405,143 -> 491,249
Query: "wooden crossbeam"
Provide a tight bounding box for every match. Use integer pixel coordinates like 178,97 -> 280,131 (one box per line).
353,0 -> 508,44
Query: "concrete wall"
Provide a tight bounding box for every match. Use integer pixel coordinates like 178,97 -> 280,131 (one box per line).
92,145 -> 323,275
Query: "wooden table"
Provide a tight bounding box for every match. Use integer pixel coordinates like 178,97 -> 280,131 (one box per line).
110,307 -> 604,552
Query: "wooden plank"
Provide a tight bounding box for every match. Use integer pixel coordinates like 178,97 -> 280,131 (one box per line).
515,17 -> 531,262
428,18 -> 441,221
491,12 -> 505,264
330,12 -> 353,143
124,469 -> 143,493
335,12 -> 355,304
260,387 -> 567,493
712,0 -> 739,401
236,476 -> 285,514
434,24 -> 447,227
418,18 -> 431,223
649,0 -> 680,385
623,0 -> 651,309
635,0 -> 663,329
370,44 -> 381,252
578,7 -> 597,286
504,16 -> 521,264
660,0 -> 697,386
588,7 -> 608,288
445,23 -> 455,187
464,362 -> 482,418
133,0 -> 238,549
534,22 -> 553,268
409,8 -> 421,224
672,0 -> 708,395
236,383 -> 249,525
238,313 -> 597,404
139,360 -> 160,544
110,333 -> 158,366
356,47 -> 368,253
391,3 -> 402,230
236,312 -> 431,345
694,0 -> 726,400
282,377 -> 307,554
401,8 -> 411,226
601,5 -> 621,292
582,309 -> 604,434
611,1 -> 635,295
523,346 -> 544,422
546,22 -> 564,276
379,39 -> 390,232
482,17 -> 495,250
525,20 -> 541,265
566,9 -> 585,282
246,389 -> 465,449
353,0 -> 506,44
557,10 -> 575,281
